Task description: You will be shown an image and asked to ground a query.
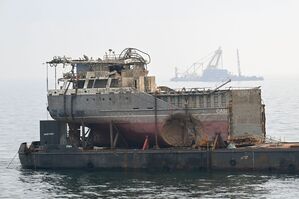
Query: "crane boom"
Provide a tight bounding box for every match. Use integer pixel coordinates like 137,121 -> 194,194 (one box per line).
207,47 -> 222,68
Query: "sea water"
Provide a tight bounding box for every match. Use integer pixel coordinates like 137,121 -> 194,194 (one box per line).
1,78 -> 299,198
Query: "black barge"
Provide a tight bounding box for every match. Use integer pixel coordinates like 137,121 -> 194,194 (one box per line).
19,141 -> 299,172
18,120 -> 299,172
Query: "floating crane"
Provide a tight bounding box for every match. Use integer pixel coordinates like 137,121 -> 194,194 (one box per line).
171,47 -> 263,82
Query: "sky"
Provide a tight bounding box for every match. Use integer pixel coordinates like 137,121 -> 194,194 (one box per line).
0,0 -> 298,82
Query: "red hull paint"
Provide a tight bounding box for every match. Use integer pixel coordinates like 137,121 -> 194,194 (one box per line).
91,120 -> 228,147
201,121 -> 229,140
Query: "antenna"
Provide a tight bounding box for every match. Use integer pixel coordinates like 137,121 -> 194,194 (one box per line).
237,49 -> 242,77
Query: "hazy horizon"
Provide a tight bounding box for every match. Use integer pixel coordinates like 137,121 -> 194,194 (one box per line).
1,0 -> 299,81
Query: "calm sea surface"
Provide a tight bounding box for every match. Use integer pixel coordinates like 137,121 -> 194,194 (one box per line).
1,78 -> 299,198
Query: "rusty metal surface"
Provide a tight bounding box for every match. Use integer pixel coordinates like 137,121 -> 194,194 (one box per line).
229,89 -> 265,144
211,148 -> 299,172
47,88 -> 265,147
160,113 -> 203,147
19,143 -> 299,172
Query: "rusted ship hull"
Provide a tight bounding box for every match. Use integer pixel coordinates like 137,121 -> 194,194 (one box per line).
48,88 -> 264,147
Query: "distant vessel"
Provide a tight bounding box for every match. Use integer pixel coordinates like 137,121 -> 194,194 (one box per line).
171,47 -> 264,82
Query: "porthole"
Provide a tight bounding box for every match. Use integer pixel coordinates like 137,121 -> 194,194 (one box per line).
230,159 -> 237,166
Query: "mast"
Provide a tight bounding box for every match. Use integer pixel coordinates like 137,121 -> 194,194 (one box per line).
237,49 -> 242,77
175,67 -> 178,78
